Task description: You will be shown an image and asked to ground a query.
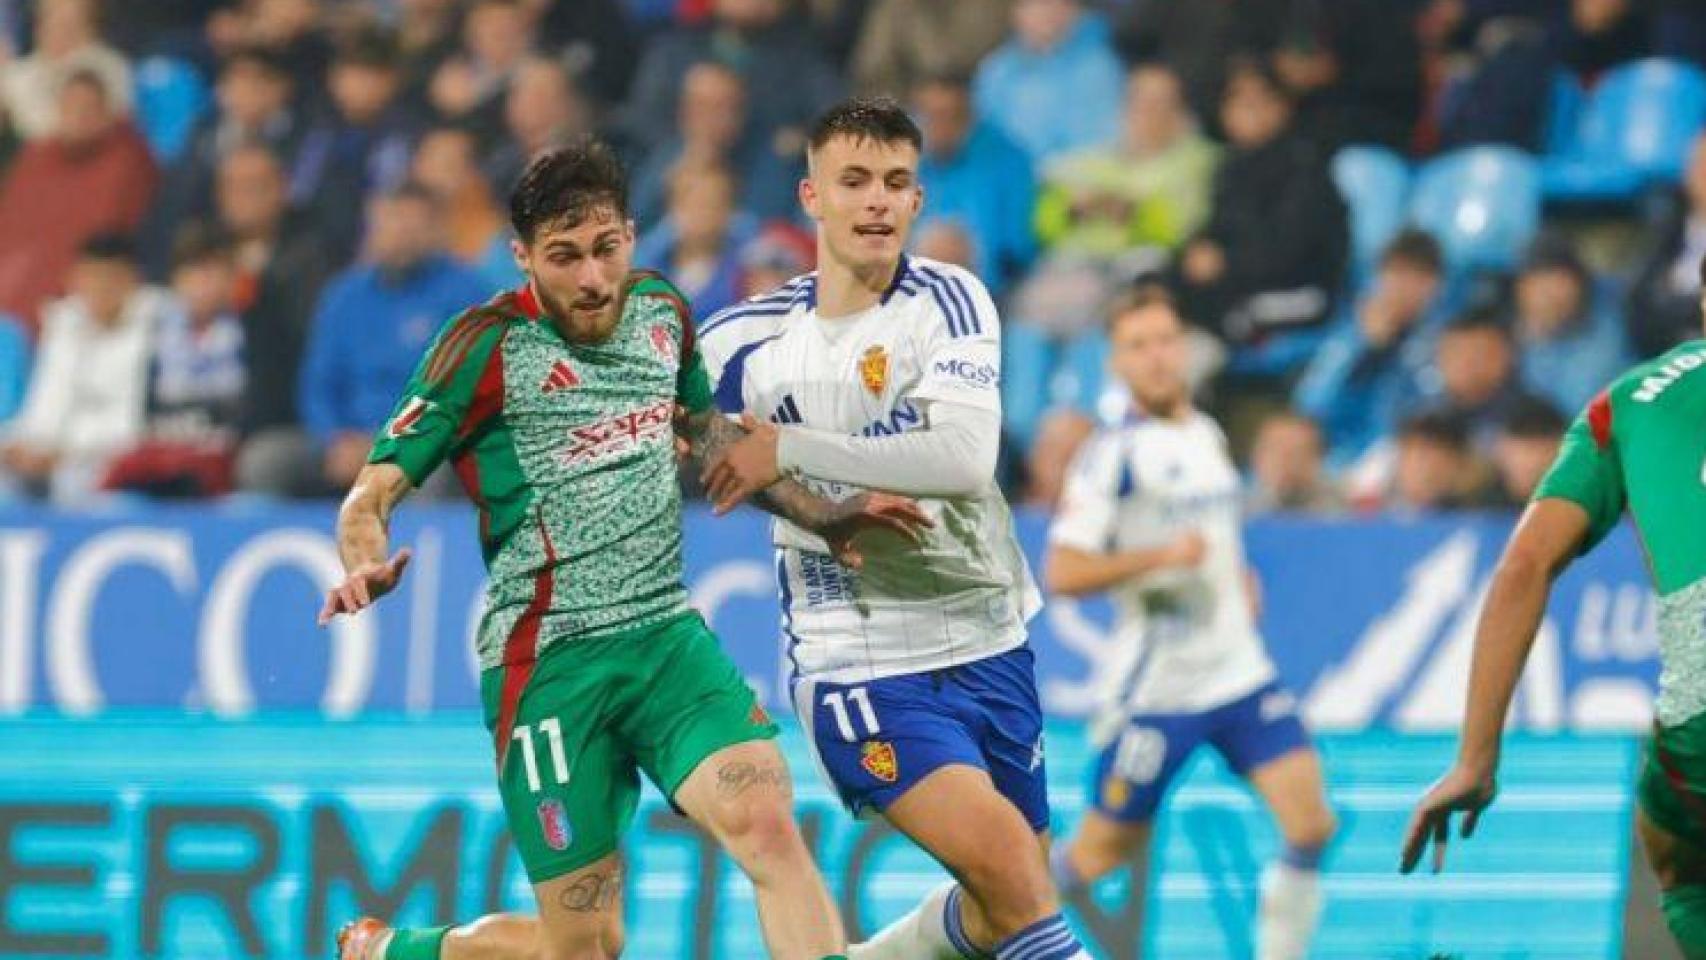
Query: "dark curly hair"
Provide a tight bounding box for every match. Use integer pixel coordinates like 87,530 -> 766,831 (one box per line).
508,136 -> 629,242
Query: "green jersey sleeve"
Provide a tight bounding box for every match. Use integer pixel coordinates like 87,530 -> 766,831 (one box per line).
1533,390 -> 1627,554
368,310 -> 509,487
632,270 -> 712,415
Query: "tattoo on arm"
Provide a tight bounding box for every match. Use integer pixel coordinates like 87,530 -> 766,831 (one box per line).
558,868 -> 623,913
714,761 -> 790,799
682,411 -> 864,531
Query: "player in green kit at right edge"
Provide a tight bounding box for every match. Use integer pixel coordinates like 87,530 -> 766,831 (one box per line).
1402,259 -> 1706,958
320,139 -> 931,960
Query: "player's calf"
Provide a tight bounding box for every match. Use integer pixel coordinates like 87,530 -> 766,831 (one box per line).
675,740 -> 847,960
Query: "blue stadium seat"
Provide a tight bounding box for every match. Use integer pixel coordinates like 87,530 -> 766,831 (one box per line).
1408,146 -> 1540,274
1331,146 -> 1411,279
1542,58 -> 1706,203
134,55 -> 209,163
1541,70 -> 1585,158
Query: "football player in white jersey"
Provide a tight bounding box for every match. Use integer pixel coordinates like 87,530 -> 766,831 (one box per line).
1045,288 -> 1337,960
698,99 -> 1093,960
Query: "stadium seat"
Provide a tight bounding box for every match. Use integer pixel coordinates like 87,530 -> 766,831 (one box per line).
1408,146 -> 1540,274
1331,146 -> 1411,279
1542,58 -> 1706,204
134,55 -> 210,163
1541,70 -> 1585,159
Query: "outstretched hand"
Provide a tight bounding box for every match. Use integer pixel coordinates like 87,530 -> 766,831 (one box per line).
1400,763 -> 1497,875
823,492 -> 935,570
317,548 -> 413,625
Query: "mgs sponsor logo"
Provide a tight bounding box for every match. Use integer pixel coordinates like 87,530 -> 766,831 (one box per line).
933,358 -> 999,389
558,398 -> 676,466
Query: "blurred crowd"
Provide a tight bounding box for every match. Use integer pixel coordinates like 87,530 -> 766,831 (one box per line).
0,0 -> 1699,515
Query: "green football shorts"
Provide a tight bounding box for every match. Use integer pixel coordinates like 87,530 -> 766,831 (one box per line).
480,610 -> 778,883
1639,712 -> 1706,851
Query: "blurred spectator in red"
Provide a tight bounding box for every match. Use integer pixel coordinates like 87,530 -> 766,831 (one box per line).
623,0 -> 842,160
1490,394 -> 1566,508
1,235 -> 169,503
411,123 -> 517,288
912,70 -> 1035,295
294,28 -> 418,265
1389,410 -> 1486,513
735,221 -> 814,299
1174,58 -> 1346,351
102,224 -> 247,499
1506,235 -> 1629,416
1,0 -> 131,140
632,61 -> 796,226
0,70 -> 156,329
427,0 -> 536,140
1032,62 -> 1217,284
1630,133 -> 1706,357
636,161 -> 756,322
293,183 -> 490,497
530,0 -> 644,105
1022,407 -> 1096,508
1552,0 -> 1649,81
851,0 -> 1011,98
973,0 -> 1124,166
215,143 -> 330,477
145,46 -> 300,266
481,55 -> 590,194
1246,410 -> 1342,514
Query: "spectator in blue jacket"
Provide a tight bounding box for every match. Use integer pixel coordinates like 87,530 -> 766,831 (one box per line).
972,0 -> 1124,167
1295,230 -> 1451,466
634,161 -> 757,323
1506,236 -> 1631,416
297,181 -> 491,496
912,70 -> 1036,296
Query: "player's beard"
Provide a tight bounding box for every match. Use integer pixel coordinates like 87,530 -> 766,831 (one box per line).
539,284 -> 623,345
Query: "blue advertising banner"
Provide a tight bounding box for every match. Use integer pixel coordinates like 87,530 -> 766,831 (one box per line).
0,717 -> 1636,959
0,506 -> 1658,728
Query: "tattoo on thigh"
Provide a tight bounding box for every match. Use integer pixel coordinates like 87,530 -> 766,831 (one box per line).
558,870 -> 622,913
715,761 -> 789,798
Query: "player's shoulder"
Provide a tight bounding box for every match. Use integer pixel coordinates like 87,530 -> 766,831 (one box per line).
627,269 -> 690,315
1611,339 -> 1706,406
699,272 -> 815,351
901,256 -> 998,339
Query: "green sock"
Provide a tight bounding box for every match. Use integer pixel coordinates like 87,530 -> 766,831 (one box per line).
383,926 -> 450,960
1663,886 -> 1706,959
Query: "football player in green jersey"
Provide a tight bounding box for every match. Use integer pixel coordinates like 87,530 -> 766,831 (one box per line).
321,139 -> 929,960
1402,263 -> 1706,957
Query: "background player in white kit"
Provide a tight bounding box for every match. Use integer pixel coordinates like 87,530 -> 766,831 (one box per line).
698,99 -> 1093,960
1045,288 -> 1337,960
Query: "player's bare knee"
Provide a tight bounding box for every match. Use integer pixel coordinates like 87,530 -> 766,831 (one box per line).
717,792 -> 807,875
1286,808 -> 1338,852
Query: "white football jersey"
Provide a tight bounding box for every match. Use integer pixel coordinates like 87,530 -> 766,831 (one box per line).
1049,410 -> 1276,730
698,255 -> 1041,685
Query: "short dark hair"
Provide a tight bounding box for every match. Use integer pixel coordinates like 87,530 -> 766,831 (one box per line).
1398,409 -> 1470,450
1442,304 -> 1511,341
222,45 -> 293,82
1381,229 -> 1444,275
171,221 -> 235,270
1105,282 -> 1180,331
912,68 -> 973,94
807,97 -> 923,157
334,28 -> 402,72
1224,55 -> 1291,104
80,232 -> 138,265
508,137 -> 628,241
1500,394 -> 1567,440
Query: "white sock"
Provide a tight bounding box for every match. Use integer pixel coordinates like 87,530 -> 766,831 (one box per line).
850,880 -> 974,960
1257,861 -> 1323,960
